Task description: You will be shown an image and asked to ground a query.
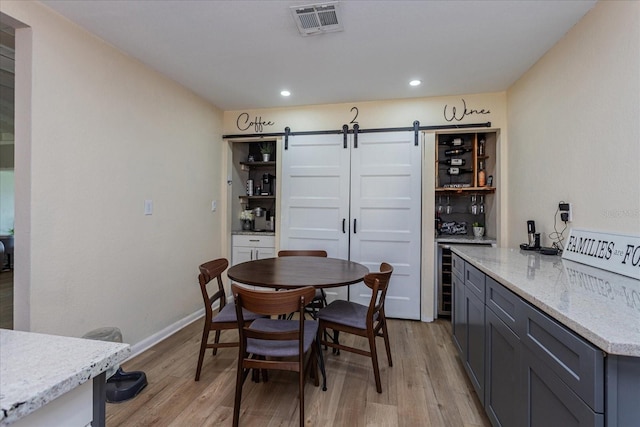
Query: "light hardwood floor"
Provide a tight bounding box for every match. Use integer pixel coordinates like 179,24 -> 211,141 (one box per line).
106,318 -> 490,427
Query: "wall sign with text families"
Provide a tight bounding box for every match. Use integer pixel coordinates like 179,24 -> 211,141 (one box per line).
562,228 -> 640,279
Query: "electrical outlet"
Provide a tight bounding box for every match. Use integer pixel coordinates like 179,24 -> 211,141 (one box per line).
144,199 -> 153,215
559,202 -> 572,222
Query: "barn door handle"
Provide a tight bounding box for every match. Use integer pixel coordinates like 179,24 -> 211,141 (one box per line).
342,218 -> 346,233
353,218 -> 357,234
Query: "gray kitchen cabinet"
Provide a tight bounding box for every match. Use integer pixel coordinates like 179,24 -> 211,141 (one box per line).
485,303 -> 522,427
484,276 -> 524,426
452,255 -> 610,427
464,262 -> 486,404
452,269 -> 466,356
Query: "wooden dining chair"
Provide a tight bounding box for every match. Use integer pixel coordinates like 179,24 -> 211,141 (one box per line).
277,250 -> 328,317
317,262 -> 394,393
232,284 -> 321,427
194,258 -> 264,381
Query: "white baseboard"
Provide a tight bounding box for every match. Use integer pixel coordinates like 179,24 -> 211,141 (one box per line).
126,308 -> 205,361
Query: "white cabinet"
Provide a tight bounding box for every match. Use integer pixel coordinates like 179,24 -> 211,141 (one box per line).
231,235 -> 275,290
279,131 -> 422,319
232,235 -> 275,264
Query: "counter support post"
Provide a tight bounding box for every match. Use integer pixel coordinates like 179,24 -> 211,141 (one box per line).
92,371 -> 106,427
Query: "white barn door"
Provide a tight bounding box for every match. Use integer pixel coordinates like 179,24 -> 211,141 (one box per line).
280,130 -> 422,318
349,131 -> 422,320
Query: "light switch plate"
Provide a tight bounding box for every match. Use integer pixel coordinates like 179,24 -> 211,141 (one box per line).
211,200 -> 217,211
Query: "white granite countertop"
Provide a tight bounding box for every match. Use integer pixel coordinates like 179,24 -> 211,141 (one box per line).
451,246 -> 640,357
0,329 -> 130,425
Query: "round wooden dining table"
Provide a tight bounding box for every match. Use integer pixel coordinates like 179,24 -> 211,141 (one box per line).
227,256 -> 369,289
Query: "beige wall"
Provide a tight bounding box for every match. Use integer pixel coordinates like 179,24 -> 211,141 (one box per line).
2,1 -> 224,345
507,1 -> 640,247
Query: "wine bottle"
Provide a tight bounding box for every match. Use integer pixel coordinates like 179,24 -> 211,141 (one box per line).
439,137 -> 463,146
447,167 -> 473,175
438,158 -> 465,166
444,147 -> 472,156
478,160 -> 486,186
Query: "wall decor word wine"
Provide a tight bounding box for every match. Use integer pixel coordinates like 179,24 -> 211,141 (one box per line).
444,99 -> 491,122
236,113 -> 276,132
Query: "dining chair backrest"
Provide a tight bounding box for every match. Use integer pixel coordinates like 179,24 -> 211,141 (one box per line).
364,262 -> 393,322
199,258 -> 229,320
232,283 -> 316,320
278,249 -> 327,257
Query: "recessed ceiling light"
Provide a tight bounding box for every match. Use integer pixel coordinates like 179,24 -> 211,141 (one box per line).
409,79 -> 422,87
281,90 -> 291,97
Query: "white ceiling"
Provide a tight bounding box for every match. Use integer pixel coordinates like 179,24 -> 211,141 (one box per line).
40,0 -> 597,111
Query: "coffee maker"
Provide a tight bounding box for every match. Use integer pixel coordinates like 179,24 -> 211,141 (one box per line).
252,207 -> 274,231
261,173 -> 274,196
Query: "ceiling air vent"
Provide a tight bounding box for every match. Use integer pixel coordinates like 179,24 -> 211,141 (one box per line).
290,2 -> 343,36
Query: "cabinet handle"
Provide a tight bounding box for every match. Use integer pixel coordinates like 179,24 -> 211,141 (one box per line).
353,218 -> 357,234
342,218 -> 346,233
256,249 -> 259,259
249,239 -> 259,242
250,249 -> 254,261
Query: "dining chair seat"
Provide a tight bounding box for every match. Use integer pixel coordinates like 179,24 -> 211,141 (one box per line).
316,300 -> 378,330
247,318 -> 319,357
212,303 -> 263,324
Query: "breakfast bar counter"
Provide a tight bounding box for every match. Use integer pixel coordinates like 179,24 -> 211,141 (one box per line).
0,329 -> 130,426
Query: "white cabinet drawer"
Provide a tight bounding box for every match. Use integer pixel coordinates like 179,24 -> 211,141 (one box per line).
232,234 -> 275,248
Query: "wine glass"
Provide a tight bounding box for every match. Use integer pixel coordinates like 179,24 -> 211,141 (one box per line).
479,195 -> 485,214
470,195 -> 478,215
445,196 -> 453,214
437,196 -> 444,214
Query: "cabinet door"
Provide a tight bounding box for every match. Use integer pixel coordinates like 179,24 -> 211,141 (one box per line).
452,271 -> 466,356
349,131 -> 422,320
521,303 -> 604,412
522,350 -> 603,427
485,307 -> 522,427
254,246 -> 275,260
232,245 -> 254,265
465,289 -> 485,405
